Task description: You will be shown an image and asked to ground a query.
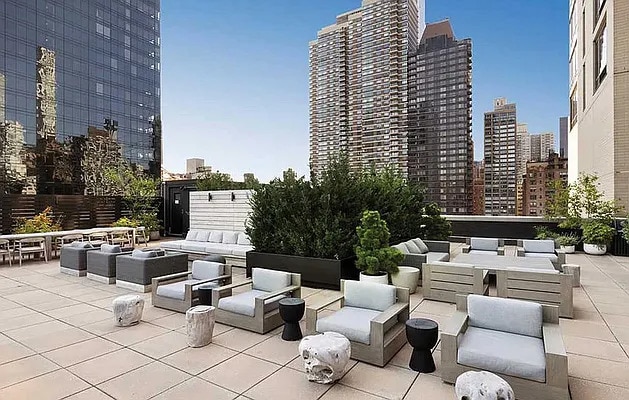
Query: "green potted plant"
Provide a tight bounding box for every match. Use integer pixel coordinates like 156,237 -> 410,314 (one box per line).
555,234 -> 580,254
582,220 -> 615,255
13,206 -> 62,234
111,217 -> 139,228
355,210 -> 404,284
137,213 -> 162,240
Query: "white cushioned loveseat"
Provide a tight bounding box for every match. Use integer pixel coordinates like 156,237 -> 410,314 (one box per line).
162,229 -> 253,265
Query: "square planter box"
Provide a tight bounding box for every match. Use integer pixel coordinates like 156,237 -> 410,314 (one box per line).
246,251 -> 358,290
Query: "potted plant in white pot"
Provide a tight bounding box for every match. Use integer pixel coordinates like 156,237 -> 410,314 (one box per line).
555,234 -> 579,254
582,220 -> 615,255
355,210 -> 403,285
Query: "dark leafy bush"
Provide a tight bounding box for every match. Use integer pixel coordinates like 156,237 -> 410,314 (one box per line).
245,155 -> 451,259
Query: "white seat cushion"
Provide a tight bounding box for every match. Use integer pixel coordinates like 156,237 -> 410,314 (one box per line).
458,327 -> 546,382
344,280 -> 396,311
252,268 -> 292,292
161,241 -> 183,250
524,253 -> 558,263
181,242 -> 207,253
316,306 -> 381,345
468,294 -> 543,338
156,279 -> 218,300
204,243 -> 232,254
191,261 -> 223,280
468,249 -> 498,256
231,245 -> 253,257
470,238 -> 499,251
426,252 -> 450,263
523,240 -> 555,254
217,289 -> 285,317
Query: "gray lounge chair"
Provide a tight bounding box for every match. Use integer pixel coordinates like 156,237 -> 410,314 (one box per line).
60,241 -> 99,276
115,249 -> 188,292
86,244 -> 133,284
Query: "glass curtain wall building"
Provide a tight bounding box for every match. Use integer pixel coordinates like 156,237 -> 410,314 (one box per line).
0,0 -> 161,195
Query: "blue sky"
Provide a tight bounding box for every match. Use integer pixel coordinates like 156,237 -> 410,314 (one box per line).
161,0 -> 568,182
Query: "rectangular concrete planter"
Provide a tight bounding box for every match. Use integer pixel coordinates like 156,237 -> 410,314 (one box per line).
246,251 -> 358,290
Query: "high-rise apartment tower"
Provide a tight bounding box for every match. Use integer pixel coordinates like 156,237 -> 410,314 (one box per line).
408,19 -> 473,214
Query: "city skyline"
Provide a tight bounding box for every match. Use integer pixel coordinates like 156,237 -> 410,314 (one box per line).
161,0 -> 568,182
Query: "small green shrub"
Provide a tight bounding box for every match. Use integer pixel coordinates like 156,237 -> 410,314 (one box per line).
111,217 -> 139,228
534,226 -> 557,240
582,220 -> 615,247
355,211 -> 403,276
555,234 -> 580,247
13,206 -> 62,234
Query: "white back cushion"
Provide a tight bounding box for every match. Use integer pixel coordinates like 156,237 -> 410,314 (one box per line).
404,240 -> 422,254
523,240 -> 555,254
468,295 -> 543,338
222,232 -> 239,244
237,232 -> 251,245
209,231 -> 224,243
344,280 -> 396,312
101,244 -> 121,253
470,237 -> 499,251
191,260 -> 224,280
131,249 -> 157,258
393,243 -> 410,254
411,238 -> 430,254
185,229 -> 200,240
252,268 -> 292,292
195,230 -> 210,242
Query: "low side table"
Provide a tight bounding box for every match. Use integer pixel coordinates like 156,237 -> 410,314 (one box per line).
197,284 -> 214,306
278,298 -> 305,341
406,318 -> 438,372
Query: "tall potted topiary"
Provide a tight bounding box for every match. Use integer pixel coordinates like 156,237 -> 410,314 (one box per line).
355,210 -> 404,284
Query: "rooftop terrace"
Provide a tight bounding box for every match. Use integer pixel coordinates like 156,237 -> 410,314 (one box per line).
1,244 -> 628,399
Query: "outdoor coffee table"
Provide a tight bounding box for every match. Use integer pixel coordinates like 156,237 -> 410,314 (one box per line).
278,298 -> 305,341
406,318 -> 438,372
451,253 -> 555,273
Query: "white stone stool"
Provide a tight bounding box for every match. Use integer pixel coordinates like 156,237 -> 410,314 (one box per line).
299,332 -> 351,384
186,305 -> 215,348
561,264 -> 581,287
112,294 -> 144,327
455,371 -> 514,400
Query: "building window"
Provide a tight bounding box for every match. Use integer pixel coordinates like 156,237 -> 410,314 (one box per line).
569,48 -> 577,87
594,22 -> 607,90
594,0 -> 606,23
569,88 -> 578,128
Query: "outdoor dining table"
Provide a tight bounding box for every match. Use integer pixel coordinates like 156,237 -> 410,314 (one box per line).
451,252 -> 556,273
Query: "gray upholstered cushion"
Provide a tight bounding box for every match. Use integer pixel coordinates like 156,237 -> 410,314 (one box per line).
468,295 -> 543,338
470,238 -> 499,251
222,232 -> 239,244
101,244 -> 121,253
458,327 -> 546,382
196,230 -> 210,242
525,253 -> 558,263
131,249 -> 158,258
393,243 -> 410,254
316,306 -> 380,345
344,280 -> 396,312
426,252 -> 450,263
209,231 -> 224,243
72,241 -> 93,249
217,289 -> 285,317
156,279 -> 197,300
252,268 -> 292,292
191,260 -> 224,280
468,249 -> 498,255
523,240 -> 555,254
237,232 -> 251,245
404,240 -> 422,254
185,229 -> 200,240
412,238 -> 430,254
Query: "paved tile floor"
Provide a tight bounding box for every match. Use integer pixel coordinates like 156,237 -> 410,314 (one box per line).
1,245 -> 628,399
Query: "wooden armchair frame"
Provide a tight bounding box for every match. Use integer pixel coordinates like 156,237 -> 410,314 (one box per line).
422,262 -> 489,303
461,237 -> 505,255
441,294 -> 569,400
516,240 -> 566,270
305,280 -> 410,367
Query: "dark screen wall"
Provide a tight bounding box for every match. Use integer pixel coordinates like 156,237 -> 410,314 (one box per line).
0,0 -> 161,195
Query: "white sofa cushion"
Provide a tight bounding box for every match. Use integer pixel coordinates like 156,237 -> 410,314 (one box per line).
458,327 -> 546,383
411,238 -> 430,254
186,229 -> 200,241
181,242 -> 207,253
344,280 -> 396,312
191,260 -> 224,280
231,245 -> 253,257
252,268 -> 292,292
404,240 -> 422,254
468,295 -> 543,338
161,241 -> 183,250
204,243 -> 232,254
523,239 -> 555,254
524,253 -> 559,263
468,249 -> 498,255
393,243 -> 410,254
316,306 -> 380,345
426,252 -> 450,263
470,238 -> 499,251
209,231 -> 224,243
217,289 -> 285,317
195,230 -> 210,242
222,232 -> 239,244
237,232 -> 251,245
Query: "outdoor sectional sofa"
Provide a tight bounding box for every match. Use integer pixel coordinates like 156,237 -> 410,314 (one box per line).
392,238 -> 450,284
161,229 -> 253,266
